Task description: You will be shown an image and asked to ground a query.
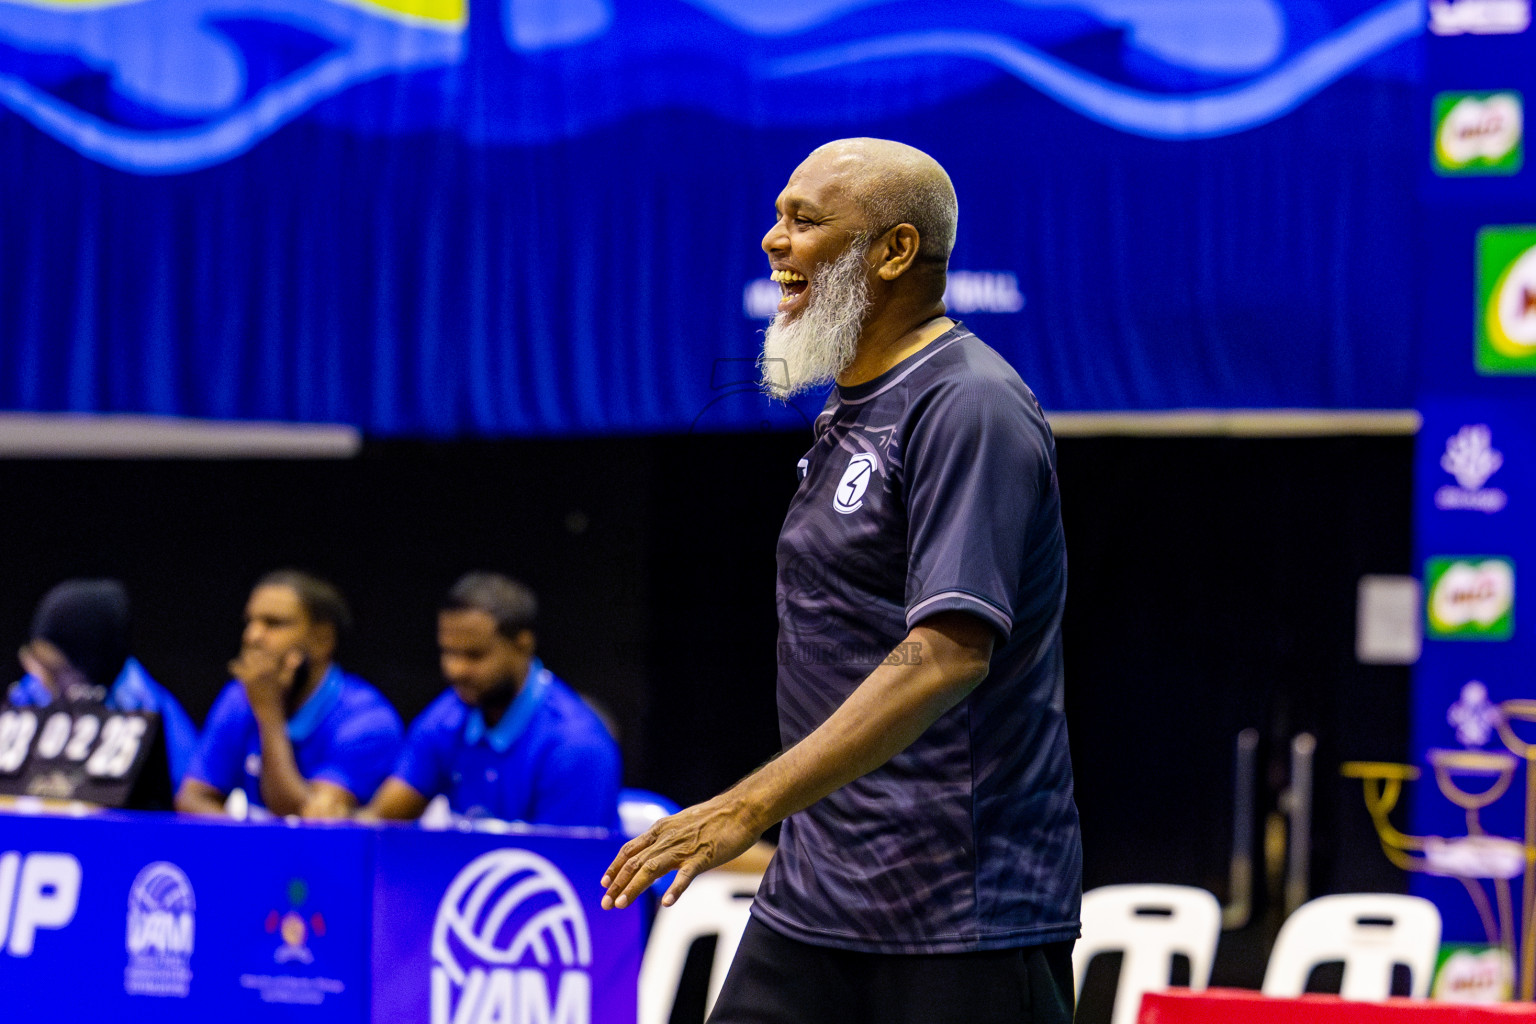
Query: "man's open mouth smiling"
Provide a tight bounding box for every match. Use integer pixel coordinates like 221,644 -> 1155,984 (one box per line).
771,268 -> 808,311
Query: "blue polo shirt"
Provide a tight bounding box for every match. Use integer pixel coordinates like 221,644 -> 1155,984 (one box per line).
7,657 -> 199,788
185,665 -> 402,807
392,660 -> 621,828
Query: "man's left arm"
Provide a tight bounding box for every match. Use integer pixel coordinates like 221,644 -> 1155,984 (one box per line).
602,609 -> 991,909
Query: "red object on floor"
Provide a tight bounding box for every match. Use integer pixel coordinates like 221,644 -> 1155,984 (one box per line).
1139,988 -> 1536,1024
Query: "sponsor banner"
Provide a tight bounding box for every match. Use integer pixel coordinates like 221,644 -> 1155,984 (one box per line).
1424,556 -> 1514,639
1429,0 -> 1532,35
1475,226 -> 1536,375
0,813 -> 371,1020
1433,91 -> 1524,176
1411,399 -> 1536,941
1417,399 -> 1529,527
0,812 -> 638,1022
371,826 -> 641,1024
1433,943 -> 1514,1002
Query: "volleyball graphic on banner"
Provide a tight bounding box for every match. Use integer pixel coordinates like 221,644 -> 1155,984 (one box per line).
430,849 -> 592,1024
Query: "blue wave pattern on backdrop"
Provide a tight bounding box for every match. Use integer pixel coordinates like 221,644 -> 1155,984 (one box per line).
0,0 -> 1423,433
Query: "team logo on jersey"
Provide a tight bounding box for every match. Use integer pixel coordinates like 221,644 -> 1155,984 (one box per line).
124,861 -> 195,998
431,849 -> 592,1024
834,453 -> 879,515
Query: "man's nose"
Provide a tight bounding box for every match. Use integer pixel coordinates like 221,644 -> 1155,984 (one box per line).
762,217 -> 788,255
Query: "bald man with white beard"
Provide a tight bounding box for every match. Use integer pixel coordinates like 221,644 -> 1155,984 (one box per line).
604,139 -> 1080,1023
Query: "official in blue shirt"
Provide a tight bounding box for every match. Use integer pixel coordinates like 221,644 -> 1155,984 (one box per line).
8,578 -> 199,789
359,572 -> 621,828
175,570 -> 402,819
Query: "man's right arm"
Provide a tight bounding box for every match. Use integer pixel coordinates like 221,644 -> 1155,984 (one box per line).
356,777 -> 431,822
355,703 -> 442,822
174,778 -> 229,815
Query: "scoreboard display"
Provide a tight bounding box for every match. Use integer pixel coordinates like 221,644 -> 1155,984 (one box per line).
0,704 -> 170,809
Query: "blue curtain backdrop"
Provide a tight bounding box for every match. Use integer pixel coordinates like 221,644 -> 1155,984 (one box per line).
0,0 -> 1424,436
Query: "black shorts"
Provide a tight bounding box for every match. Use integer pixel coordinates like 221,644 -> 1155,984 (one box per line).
707,917 -> 1076,1024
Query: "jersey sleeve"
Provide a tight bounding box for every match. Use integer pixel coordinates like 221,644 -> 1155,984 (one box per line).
184,682 -> 249,795
528,728 -> 621,829
902,376 -> 1054,639
151,685 -> 201,790
390,699 -> 454,800
310,700 -> 404,802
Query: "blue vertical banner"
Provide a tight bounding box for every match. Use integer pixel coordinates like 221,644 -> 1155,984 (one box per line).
1409,0 -> 1536,977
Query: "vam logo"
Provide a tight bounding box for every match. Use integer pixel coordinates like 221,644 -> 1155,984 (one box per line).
834,453 -> 879,515
1436,424 -> 1508,513
1476,227 -> 1536,375
431,849 -> 591,1024
125,861 -> 196,998
1434,92 -> 1523,175
0,852 -> 80,957
1426,557 -> 1515,640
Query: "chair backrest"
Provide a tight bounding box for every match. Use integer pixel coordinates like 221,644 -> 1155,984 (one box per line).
1074,884 -> 1222,1024
638,870 -> 762,1024
619,788 -> 681,839
1261,893 -> 1442,1000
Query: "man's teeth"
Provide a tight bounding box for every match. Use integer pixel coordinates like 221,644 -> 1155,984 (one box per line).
771,270 -> 807,284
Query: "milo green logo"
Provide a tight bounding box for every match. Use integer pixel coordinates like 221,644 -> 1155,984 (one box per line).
1426,557 -> 1514,640
1434,91 -> 1524,175
1476,227 -> 1536,375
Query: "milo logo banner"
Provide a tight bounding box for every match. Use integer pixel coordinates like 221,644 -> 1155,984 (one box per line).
371,828 -> 640,1024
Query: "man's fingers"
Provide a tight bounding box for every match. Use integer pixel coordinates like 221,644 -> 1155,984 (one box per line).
601,831 -> 656,887
660,862 -> 700,908
615,855 -> 674,909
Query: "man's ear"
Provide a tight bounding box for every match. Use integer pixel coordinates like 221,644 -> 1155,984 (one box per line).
512,628 -> 537,656
875,223 -> 921,281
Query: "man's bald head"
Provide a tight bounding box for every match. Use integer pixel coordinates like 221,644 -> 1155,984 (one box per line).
801,138 -> 958,262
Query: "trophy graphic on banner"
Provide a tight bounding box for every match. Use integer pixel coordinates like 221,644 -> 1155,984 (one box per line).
1345,683 -> 1536,1000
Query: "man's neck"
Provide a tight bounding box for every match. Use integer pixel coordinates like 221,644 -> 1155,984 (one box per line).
836,305 -> 952,388
285,660 -> 329,718
479,681 -> 521,728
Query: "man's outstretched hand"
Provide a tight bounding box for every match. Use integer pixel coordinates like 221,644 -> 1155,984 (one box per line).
601,795 -> 760,910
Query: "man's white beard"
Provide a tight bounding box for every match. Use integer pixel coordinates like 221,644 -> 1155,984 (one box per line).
760,238 -> 871,399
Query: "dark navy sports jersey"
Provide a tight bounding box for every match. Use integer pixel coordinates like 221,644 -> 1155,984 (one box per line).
752,324 -> 1081,954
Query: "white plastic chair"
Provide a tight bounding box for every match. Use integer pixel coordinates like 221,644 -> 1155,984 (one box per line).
1073,884 -> 1222,1024
638,870 -> 762,1024
1262,893 -> 1442,1000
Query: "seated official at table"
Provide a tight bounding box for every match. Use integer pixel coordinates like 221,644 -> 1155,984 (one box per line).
359,572 -> 621,828
8,578 -> 199,789
175,570 -> 402,819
